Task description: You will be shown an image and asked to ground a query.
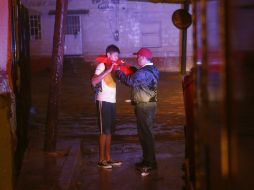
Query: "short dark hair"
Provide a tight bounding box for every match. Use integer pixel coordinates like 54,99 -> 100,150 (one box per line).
106,44 -> 120,54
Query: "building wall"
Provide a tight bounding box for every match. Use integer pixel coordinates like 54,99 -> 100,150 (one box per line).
30,14 -> 55,56
24,0 -> 193,71
0,0 -> 9,71
83,2 -> 181,57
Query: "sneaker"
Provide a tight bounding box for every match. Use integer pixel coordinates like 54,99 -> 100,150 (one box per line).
107,160 -> 123,167
136,162 -> 157,171
140,166 -> 153,172
97,160 -> 113,169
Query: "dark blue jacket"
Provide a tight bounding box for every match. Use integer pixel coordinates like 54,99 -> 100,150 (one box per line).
116,65 -> 160,104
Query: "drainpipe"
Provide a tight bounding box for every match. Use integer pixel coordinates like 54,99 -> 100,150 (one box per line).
45,0 -> 68,152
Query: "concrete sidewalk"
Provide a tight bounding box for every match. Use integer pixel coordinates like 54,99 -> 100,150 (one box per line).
15,128 -> 81,190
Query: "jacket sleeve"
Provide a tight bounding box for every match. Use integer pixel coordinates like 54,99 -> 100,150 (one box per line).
115,70 -> 144,87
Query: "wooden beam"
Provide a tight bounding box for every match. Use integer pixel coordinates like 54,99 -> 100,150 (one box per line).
48,9 -> 89,15
127,0 -> 191,4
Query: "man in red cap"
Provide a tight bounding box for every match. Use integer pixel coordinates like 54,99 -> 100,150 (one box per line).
115,47 -> 160,173
133,47 -> 153,59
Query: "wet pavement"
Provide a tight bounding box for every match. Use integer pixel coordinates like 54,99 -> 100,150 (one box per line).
16,57 -> 185,190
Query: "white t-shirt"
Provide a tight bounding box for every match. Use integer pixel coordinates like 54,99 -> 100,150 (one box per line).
94,63 -> 116,103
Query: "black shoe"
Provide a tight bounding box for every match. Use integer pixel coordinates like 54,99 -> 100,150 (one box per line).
140,166 -> 153,173
135,160 -> 157,169
136,162 -> 157,171
139,164 -> 157,172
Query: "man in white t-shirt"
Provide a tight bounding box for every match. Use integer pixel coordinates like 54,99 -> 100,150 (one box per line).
91,44 -> 122,169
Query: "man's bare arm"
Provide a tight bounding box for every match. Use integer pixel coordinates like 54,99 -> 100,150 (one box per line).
91,63 -> 115,87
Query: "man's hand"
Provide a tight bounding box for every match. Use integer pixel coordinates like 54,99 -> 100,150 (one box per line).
92,63 -> 117,87
109,62 -> 116,72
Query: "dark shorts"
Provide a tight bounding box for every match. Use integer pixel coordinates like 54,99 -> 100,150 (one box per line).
96,101 -> 116,134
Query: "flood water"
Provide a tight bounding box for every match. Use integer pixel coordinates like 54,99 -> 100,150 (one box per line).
25,57 -> 186,190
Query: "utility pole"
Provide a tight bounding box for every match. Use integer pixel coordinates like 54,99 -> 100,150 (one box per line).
180,1 -> 189,75
45,0 -> 68,152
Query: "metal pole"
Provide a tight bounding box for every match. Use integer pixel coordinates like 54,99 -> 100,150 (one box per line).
180,1 -> 189,75
45,0 -> 68,152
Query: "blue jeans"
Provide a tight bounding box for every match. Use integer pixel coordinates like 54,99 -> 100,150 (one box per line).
135,102 -> 157,166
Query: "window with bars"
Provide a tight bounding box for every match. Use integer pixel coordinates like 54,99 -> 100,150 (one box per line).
65,16 -> 80,35
29,15 -> 41,40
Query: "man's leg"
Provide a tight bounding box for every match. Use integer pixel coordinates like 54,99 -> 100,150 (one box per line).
98,134 -> 112,169
102,102 -> 114,161
105,134 -> 111,161
135,102 -> 157,168
99,134 -> 107,161
97,101 -> 106,161
97,101 -> 112,168
135,106 -> 147,162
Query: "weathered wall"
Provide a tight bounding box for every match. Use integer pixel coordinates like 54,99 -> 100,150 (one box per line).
23,0 -> 193,71
30,13 -> 55,56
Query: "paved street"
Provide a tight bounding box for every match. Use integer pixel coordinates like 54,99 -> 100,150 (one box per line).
17,58 -> 185,190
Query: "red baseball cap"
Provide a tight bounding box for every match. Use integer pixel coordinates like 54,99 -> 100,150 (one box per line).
133,48 -> 152,58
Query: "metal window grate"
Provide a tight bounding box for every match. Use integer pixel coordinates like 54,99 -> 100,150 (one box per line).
65,16 -> 80,35
29,15 -> 41,40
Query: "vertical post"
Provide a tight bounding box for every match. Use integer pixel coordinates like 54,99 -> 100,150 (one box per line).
45,0 -> 68,152
180,1 -> 189,75
0,94 -> 14,190
0,0 -> 14,189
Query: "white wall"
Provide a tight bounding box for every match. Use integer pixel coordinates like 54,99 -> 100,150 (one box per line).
24,0 -> 193,71
30,14 -> 54,56
83,2 -> 182,57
